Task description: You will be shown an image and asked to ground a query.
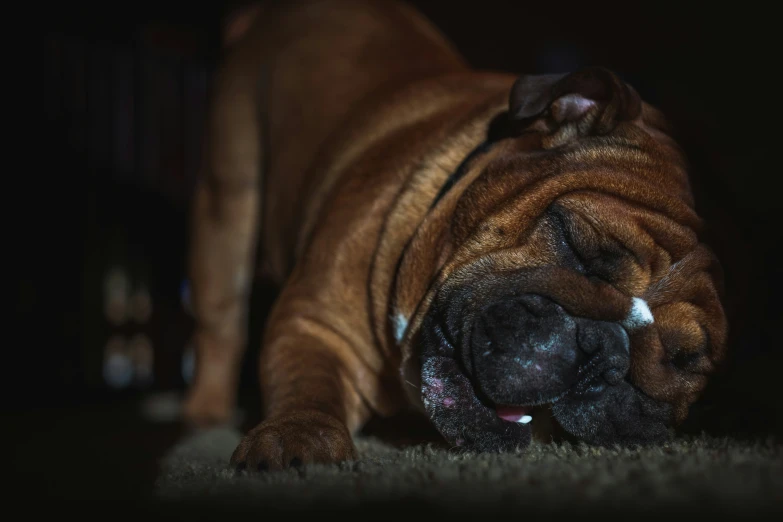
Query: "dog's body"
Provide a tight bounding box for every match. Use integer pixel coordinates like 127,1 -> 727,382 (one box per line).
183,0 -> 727,470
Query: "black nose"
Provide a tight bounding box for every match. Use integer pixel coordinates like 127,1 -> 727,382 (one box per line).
467,294 -> 631,406
468,294 -> 582,404
475,294 -> 569,357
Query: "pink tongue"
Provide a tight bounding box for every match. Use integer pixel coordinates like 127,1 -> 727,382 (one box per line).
496,405 -> 532,423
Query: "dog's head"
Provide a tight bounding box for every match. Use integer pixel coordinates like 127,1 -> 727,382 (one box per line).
394,67 -> 727,452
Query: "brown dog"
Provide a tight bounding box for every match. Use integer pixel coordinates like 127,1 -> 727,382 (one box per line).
182,0 -> 728,470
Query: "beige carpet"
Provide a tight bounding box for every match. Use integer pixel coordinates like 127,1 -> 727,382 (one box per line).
155,426 -> 782,518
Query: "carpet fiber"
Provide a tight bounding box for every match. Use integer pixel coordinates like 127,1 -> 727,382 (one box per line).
155,427 -> 782,518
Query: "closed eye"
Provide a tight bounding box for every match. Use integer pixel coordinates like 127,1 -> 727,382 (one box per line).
550,209 -> 588,274
585,243 -> 635,283
550,208 -> 633,284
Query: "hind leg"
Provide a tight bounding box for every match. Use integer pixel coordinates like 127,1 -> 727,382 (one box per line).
182,8 -> 265,427
181,176 -> 259,427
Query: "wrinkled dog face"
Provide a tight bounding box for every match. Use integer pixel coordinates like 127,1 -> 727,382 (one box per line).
416,68 -> 728,452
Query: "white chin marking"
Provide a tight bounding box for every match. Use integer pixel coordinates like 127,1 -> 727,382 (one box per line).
393,313 -> 408,343
519,415 -> 533,424
622,297 -> 654,332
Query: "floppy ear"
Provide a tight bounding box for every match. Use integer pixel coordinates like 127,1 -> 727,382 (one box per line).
508,67 -> 642,141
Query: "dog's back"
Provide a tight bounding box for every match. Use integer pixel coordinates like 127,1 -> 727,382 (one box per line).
225,0 -> 468,280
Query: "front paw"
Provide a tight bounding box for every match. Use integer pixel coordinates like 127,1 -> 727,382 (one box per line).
230,410 -> 357,471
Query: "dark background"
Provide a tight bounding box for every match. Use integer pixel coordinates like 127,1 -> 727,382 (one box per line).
13,0 -> 781,512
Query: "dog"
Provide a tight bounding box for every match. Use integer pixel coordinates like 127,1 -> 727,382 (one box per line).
182,0 -> 728,470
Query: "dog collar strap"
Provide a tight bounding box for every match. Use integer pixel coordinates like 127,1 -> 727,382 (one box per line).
428,111 -> 518,210
429,139 -> 495,210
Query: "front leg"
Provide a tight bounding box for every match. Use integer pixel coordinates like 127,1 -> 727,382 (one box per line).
230,296 -> 371,471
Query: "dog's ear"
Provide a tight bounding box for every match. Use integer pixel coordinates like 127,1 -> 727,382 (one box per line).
508,67 -> 642,140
